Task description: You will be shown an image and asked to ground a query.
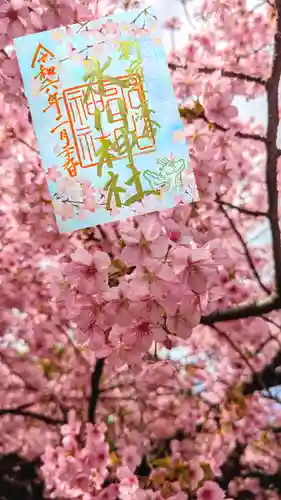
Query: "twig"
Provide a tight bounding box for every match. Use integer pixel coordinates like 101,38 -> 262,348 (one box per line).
88,358 -> 105,424
169,62 -> 266,85
180,106 -> 267,143
217,195 -> 271,295
218,199 -> 268,218
212,326 -> 274,397
243,348 -> 281,394
211,325 -> 256,375
178,0 -> 197,29
130,6 -> 157,25
0,408 -> 65,425
16,137 -> 38,154
201,113 -> 267,142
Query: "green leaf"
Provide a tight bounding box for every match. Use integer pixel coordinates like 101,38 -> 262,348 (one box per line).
118,40 -> 134,60
151,119 -> 161,128
94,108 -> 102,131
103,75 -> 131,88
131,132 -> 138,149
97,80 -> 105,96
118,99 -> 127,116
97,154 -> 105,177
92,57 -> 101,76
106,105 -> 114,123
83,83 -> 93,104
101,56 -> 112,73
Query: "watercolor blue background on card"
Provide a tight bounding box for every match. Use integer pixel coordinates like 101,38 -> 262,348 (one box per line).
14,8 -> 198,233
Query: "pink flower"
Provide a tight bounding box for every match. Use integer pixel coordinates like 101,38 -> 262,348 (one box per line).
83,194 -> 97,212
61,410 -> 81,438
65,247 -> 110,294
0,0 -> 29,39
54,199 -> 75,220
197,481 -> 225,500
166,294 -> 200,338
171,246 -> 216,294
117,467 -> 139,500
103,280 -> 147,327
134,259 -> 178,301
120,445 -> 141,471
47,167 -> 61,181
165,17 -> 182,30
188,461 -> 204,489
172,67 -> 201,100
203,80 -> 238,127
120,216 -> 169,265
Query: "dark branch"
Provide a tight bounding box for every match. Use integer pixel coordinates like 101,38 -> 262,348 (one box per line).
243,348 -> 281,394
88,358 -> 105,424
201,295 -> 281,325
217,195 -> 271,295
218,199 -> 268,218
0,408 -> 65,425
202,2 -> 281,324
216,443 -> 246,491
198,66 -> 266,86
179,106 -> 267,143
244,470 -> 281,494
265,2 -> 281,295
169,62 -> 266,85
200,113 -> 267,142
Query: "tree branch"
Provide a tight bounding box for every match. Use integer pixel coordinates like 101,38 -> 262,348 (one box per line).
179,106 -> 267,143
201,294 -> 281,325
243,348 -> 281,394
216,443 -> 246,491
0,408 -> 65,425
169,62 -> 266,85
201,2 -> 281,324
211,326 -> 256,374
265,2 -> 281,295
200,112 -> 267,142
218,199 -> 268,218
88,358 -> 105,424
217,195 -> 271,295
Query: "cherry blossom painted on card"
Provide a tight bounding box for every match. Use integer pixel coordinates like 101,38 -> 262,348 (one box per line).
14,8 -> 198,233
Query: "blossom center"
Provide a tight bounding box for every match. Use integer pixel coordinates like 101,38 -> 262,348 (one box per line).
8,8 -> 19,22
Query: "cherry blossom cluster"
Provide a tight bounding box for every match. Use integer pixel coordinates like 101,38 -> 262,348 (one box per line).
54,209 -> 224,365
1,1 -> 281,500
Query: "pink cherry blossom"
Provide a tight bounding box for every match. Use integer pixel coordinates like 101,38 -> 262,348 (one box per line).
64,247 -> 110,294
120,215 -> 169,265
203,79 -> 238,127
1,3 -> 281,500
197,481 -> 225,500
47,166 -> 62,181
0,0 -> 29,39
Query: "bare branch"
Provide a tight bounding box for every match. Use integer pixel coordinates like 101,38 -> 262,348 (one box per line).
264,3 -> 281,295
200,112 -> 267,142
217,195 -> 271,295
201,295 -> 281,325
243,348 -> 281,394
179,106 -> 267,143
88,358 -> 105,424
16,137 -> 38,154
169,62 -> 266,85
218,199 -> 268,218
0,407 -> 65,425
211,325 -> 256,374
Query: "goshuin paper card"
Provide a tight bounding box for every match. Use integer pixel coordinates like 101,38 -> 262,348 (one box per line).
14,8 -> 199,233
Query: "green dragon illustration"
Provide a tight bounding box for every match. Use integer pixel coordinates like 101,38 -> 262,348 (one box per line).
143,156 -> 185,192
